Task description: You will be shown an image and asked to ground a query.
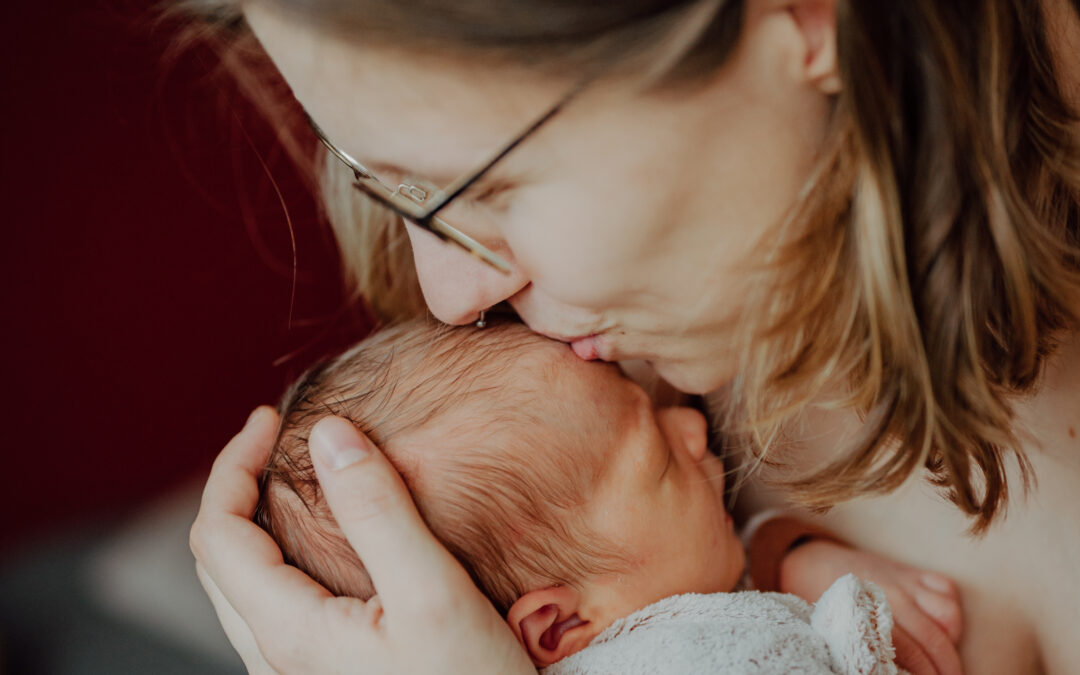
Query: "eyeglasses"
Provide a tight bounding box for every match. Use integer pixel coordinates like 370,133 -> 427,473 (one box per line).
305,80 -> 590,274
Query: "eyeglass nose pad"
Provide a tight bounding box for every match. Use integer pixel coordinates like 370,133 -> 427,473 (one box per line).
397,183 -> 429,204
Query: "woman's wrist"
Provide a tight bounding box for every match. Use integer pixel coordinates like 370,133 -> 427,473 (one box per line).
744,513 -> 846,592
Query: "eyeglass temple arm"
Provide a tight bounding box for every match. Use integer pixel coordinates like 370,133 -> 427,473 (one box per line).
307,115 -> 373,179
343,178 -> 512,273
311,137 -> 511,272
429,82 -> 589,212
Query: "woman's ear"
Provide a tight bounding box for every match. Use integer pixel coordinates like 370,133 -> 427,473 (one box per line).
506,586 -> 596,667
789,0 -> 841,93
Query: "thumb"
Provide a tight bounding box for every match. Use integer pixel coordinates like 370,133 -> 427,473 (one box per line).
309,416 -> 471,614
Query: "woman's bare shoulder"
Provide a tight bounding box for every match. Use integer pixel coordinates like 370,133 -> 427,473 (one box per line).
726,330 -> 1080,674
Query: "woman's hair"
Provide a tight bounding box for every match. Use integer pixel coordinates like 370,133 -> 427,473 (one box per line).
178,0 -> 1080,531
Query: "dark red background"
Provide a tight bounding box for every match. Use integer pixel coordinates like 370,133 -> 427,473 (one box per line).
1,1 -> 372,549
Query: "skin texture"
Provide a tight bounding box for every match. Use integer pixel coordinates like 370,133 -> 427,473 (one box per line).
748,332 -> 1080,674
407,341 -> 746,666
499,346 -> 747,631
192,410 -> 536,675
243,0 -> 833,395
579,403 -> 745,623
188,0 -> 1080,672
391,340 -> 745,651
779,540 -> 963,675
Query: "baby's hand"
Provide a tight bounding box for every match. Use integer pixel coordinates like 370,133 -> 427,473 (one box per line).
780,539 -> 963,675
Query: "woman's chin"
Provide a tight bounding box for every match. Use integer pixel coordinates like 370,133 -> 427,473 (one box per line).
651,360 -> 726,395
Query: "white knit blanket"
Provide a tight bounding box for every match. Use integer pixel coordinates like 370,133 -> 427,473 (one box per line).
543,574 -> 898,675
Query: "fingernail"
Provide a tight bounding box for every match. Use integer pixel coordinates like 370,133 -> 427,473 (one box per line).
921,572 -> 953,593
913,587 -> 939,617
327,445 -> 369,471
311,417 -> 371,471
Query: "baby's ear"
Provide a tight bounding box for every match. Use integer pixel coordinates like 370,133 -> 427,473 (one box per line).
506,586 -> 595,667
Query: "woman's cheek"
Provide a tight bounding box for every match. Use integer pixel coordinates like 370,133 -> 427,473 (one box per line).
504,191 -> 654,307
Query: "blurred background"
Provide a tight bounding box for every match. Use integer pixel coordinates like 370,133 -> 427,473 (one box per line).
1,1 -> 373,672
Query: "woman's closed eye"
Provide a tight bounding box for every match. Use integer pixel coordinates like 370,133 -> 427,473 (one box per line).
457,177 -> 517,211
390,169 -> 517,211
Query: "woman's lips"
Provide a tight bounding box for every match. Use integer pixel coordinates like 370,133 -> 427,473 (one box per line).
570,335 -> 603,361
527,325 -> 613,361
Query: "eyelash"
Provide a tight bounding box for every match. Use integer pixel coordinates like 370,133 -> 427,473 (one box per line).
392,173 -> 514,211
462,179 -> 514,208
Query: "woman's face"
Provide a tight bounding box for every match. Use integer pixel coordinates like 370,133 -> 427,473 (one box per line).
245,1 -> 836,393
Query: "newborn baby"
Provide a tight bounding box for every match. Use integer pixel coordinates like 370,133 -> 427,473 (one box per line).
257,318 -> 898,674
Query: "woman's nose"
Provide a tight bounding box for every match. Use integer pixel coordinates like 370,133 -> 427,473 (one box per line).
406,222 -> 530,325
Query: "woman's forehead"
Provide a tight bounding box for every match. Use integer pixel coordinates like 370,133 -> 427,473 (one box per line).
246,1 -> 570,180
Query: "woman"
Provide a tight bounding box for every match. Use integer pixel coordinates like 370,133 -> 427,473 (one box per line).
186,0 -> 1080,673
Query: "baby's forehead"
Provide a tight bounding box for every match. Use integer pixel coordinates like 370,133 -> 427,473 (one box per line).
394,331 -> 579,427
471,334 -> 632,420
394,325 -> 638,465
409,322 -> 594,395
361,320 -> 646,459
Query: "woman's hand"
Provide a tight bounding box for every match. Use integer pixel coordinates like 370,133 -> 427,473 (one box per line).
189,408 -> 535,675
780,539 -> 964,675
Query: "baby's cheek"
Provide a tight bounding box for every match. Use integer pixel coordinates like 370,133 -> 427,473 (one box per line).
722,531 -> 748,588
696,517 -> 743,590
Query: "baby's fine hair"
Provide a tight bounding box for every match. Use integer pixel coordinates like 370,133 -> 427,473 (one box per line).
256,317 -> 627,614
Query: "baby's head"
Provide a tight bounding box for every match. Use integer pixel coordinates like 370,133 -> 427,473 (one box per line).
257,318 -> 744,665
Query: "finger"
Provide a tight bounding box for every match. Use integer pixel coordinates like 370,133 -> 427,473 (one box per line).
190,408 -> 361,669
310,416 -> 474,613
196,562 -> 279,675
917,574 -> 963,644
196,502 -> 382,671
197,406 -> 280,519
914,584 -> 963,645
894,598 -> 964,675
190,406 -> 280,578
892,623 -> 937,675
